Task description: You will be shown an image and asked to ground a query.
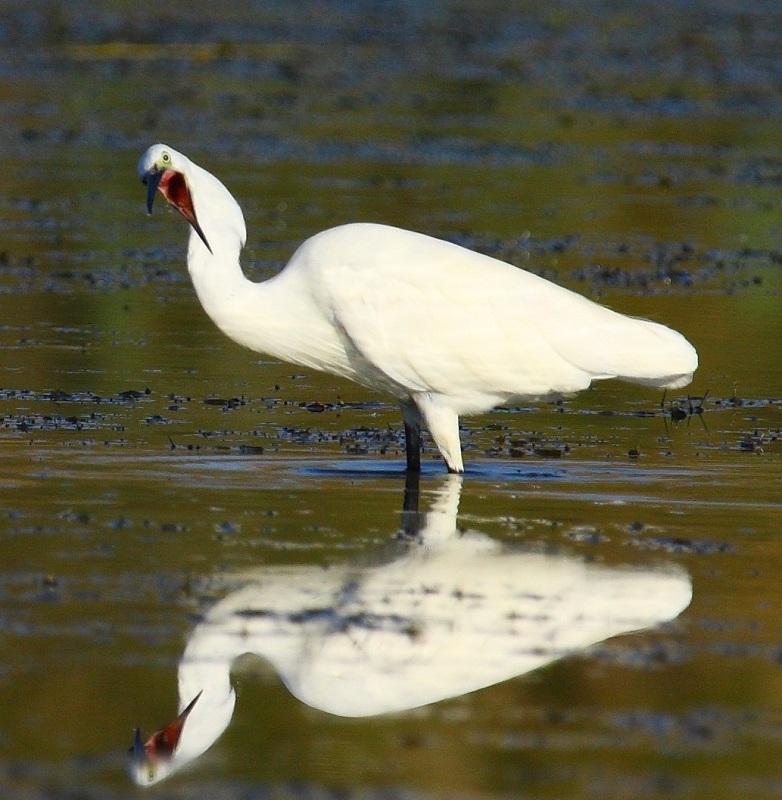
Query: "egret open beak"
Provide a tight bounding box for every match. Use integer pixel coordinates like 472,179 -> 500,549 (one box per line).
143,166 -> 165,214
128,690 -> 203,781
142,167 -> 212,254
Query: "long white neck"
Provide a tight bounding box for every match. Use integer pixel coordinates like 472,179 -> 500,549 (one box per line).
181,161 -> 349,375
172,619 -> 239,768
183,159 -> 254,342
167,586 -> 309,775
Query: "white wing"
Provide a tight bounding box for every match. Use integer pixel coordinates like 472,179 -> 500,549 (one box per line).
294,223 -> 696,405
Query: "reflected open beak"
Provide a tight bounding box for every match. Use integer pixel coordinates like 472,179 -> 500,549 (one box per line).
129,690 -> 203,768
131,726 -> 146,762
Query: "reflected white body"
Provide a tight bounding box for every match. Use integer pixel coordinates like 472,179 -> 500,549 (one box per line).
130,476 -> 692,785
137,144 -> 698,472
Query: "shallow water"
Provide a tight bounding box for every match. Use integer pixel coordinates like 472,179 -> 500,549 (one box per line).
1,2 -> 781,798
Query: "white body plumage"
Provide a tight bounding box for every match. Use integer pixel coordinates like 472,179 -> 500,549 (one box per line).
138,144 -> 698,472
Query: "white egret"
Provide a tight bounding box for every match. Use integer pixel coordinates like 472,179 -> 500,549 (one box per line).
128,475 -> 692,786
137,144 -> 698,473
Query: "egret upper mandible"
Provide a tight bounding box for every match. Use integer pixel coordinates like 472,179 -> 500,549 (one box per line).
137,143 -> 697,473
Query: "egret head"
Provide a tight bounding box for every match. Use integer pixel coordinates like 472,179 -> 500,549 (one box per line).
127,691 -> 202,787
138,144 -> 212,253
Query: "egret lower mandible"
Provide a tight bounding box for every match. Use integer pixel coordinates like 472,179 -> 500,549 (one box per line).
137,144 -> 697,473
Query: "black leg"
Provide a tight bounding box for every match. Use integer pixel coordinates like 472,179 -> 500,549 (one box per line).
404,420 -> 421,473
401,400 -> 423,473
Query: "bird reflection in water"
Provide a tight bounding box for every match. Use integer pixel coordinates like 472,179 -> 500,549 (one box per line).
129,474 -> 691,786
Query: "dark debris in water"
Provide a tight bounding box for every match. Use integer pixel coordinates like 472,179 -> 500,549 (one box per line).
1,388 -> 154,433
203,395 -> 248,410
0,221 -> 776,301
627,536 -> 734,555
569,243 -> 779,293
0,254 -> 187,294
0,387 -> 152,404
0,777 -> 432,800
592,639 -> 691,669
610,707 -> 735,745
712,396 -> 782,409
2,412 -> 119,433
445,233 -> 779,295
166,437 -> 265,456
2,378 -> 780,467
738,428 -> 781,454
497,440 -> 570,461
563,525 -> 608,545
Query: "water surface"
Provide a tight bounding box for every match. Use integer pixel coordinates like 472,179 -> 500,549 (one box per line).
1,2 -> 781,798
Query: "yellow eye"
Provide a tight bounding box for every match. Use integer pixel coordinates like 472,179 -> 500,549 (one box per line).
162,152 -> 170,163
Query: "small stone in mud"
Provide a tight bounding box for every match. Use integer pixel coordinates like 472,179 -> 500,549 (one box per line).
161,522 -> 186,533
203,396 -> 246,409
118,389 -> 150,400
59,509 -> 90,523
237,444 -> 264,455
216,521 -> 239,535
534,447 -> 563,458
48,389 -> 72,402
631,536 -> 733,554
627,521 -> 645,534
38,574 -> 60,602
564,525 -> 606,544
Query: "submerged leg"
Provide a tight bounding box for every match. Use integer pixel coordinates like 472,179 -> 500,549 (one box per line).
401,400 -> 422,473
399,469 -> 422,539
413,394 -> 464,474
